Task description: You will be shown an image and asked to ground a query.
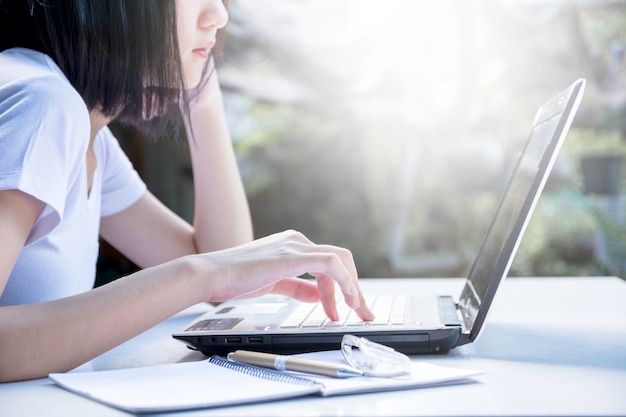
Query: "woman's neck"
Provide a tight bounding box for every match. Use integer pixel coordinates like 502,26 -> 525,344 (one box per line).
86,110 -> 111,191
88,110 -> 110,146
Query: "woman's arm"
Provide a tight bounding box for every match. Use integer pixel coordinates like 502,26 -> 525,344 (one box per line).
185,67 -> 253,252
100,67 -> 251,267
0,188 -> 372,382
100,191 -> 196,267
0,190 -> 45,292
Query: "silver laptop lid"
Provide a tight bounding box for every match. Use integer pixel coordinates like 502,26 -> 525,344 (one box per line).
457,79 -> 586,343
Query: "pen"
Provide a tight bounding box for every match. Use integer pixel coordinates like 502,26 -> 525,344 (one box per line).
227,350 -> 364,378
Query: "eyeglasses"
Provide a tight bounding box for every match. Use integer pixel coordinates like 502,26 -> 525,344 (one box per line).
341,334 -> 411,377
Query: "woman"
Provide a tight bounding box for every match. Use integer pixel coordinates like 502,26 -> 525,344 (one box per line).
0,0 -> 373,382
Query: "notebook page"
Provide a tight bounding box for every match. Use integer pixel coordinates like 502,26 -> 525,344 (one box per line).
50,359 -> 321,414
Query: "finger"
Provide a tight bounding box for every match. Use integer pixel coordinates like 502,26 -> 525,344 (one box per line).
307,248 -> 374,321
294,249 -> 357,304
354,290 -> 376,321
332,246 -> 359,286
313,273 -> 339,321
269,278 -> 320,303
326,247 -> 358,293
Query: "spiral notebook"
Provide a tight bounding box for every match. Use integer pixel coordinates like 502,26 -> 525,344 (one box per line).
49,350 -> 481,414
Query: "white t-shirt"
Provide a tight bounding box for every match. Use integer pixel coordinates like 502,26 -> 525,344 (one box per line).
0,48 -> 147,306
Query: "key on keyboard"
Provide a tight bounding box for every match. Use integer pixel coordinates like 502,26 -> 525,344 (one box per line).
279,295 -> 407,329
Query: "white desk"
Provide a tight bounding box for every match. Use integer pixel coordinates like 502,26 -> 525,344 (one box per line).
1,277 -> 625,416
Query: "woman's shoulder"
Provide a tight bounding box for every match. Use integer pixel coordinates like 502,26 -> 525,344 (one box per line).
1,47 -> 63,78
0,47 -> 85,108
0,48 -> 89,130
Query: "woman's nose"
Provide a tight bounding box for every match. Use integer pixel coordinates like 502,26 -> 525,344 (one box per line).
198,0 -> 229,30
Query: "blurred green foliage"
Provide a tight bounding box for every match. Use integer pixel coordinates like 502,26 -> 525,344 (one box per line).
220,0 -> 626,279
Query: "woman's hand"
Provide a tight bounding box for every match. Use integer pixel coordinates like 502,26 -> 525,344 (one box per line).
191,230 -> 375,322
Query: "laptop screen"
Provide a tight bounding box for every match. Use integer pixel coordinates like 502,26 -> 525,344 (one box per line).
457,79 -> 585,340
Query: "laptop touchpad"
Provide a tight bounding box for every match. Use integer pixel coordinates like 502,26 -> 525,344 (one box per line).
219,303 -> 288,316
185,318 -> 243,331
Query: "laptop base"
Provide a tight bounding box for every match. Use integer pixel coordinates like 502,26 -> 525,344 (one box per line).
174,327 -> 462,357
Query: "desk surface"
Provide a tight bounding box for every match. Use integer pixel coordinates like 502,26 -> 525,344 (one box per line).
2,277 -> 625,416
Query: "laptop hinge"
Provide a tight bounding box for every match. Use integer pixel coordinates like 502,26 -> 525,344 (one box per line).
456,331 -> 472,346
455,302 -> 472,336
438,296 -> 462,327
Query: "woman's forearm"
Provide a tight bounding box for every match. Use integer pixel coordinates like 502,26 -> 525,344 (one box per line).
186,72 -> 253,253
0,257 -> 204,383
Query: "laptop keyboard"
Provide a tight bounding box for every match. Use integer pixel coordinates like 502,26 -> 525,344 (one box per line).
279,295 -> 407,329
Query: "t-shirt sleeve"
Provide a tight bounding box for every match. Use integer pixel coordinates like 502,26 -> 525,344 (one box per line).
96,127 -> 147,217
0,74 -> 90,244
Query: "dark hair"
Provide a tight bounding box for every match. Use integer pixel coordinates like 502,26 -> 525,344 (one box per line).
0,0 -> 221,137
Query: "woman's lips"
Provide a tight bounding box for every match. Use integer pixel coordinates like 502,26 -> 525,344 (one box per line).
193,41 -> 215,60
193,48 -> 210,60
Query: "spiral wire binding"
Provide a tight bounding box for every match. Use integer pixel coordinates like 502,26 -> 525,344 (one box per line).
208,356 -> 320,386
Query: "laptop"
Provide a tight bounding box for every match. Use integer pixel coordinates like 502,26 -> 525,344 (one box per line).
174,79 -> 586,356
